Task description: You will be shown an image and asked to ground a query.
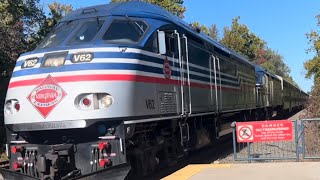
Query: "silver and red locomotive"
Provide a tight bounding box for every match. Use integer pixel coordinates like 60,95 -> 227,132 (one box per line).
2,2 -> 308,179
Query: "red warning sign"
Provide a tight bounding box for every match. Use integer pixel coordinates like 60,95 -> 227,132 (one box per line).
238,125 -> 253,141
236,120 -> 293,143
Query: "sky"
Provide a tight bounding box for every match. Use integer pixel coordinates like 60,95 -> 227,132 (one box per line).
41,0 -> 319,92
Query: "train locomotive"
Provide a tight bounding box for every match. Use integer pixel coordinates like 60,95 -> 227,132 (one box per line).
2,2 -> 308,179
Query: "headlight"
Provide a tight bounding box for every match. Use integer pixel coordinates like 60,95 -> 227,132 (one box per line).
4,101 -> 13,115
42,52 -> 67,67
4,100 -> 20,114
75,93 -> 113,110
100,95 -> 113,108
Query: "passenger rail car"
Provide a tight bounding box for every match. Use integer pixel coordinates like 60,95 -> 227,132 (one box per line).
276,75 -> 308,113
2,2 -> 308,179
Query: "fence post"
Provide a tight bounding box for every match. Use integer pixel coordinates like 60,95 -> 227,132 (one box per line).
295,120 -> 299,162
231,122 -> 237,160
247,142 -> 251,163
301,120 -> 305,159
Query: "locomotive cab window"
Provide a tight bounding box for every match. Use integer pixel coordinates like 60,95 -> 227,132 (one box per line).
68,20 -> 105,45
102,19 -> 148,44
37,21 -> 77,49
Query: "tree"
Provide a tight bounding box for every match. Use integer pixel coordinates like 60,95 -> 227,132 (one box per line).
220,16 -> 298,86
303,14 -> 320,118
111,0 -> 186,18
257,48 -> 298,86
0,0 -> 45,77
305,17 -> 320,81
32,1 -> 73,49
209,24 -> 219,40
221,16 -> 266,61
0,1 -> 72,76
192,21 -> 209,35
258,49 -> 290,77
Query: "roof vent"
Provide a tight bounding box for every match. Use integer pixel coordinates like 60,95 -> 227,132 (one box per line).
82,8 -> 97,14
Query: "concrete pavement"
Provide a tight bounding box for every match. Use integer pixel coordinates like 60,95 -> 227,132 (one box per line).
163,162 -> 320,180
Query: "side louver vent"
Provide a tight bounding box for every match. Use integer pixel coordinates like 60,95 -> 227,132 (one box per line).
159,92 -> 177,114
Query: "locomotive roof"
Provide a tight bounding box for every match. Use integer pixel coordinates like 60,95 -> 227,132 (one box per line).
255,65 -> 278,79
61,1 -> 255,67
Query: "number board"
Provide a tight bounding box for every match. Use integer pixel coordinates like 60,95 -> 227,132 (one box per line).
22,58 -> 38,68
72,53 -> 94,63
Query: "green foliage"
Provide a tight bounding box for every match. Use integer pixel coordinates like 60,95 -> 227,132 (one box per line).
304,14 -> 320,118
221,16 -> 266,61
304,56 -> 320,80
0,0 -> 45,76
259,48 -> 290,77
35,1 -> 73,48
209,24 -> 219,41
259,50 -> 296,86
220,16 -> 297,86
111,0 -> 186,18
192,21 -> 209,35
305,15 -> 320,81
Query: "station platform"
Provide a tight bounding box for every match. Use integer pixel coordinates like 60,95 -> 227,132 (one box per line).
162,162 -> 320,180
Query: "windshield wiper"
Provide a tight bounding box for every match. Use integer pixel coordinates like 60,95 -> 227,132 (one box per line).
125,15 -> 143,36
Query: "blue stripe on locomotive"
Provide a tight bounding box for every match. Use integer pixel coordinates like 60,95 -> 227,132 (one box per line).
13,50 -> 242,87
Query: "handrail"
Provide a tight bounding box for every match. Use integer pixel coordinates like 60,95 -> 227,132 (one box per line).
209,56 -> 213,106
182,34 -> 192,115
212,55 -> 219,112
216,57 -> 222,112
174,30 -> 184,116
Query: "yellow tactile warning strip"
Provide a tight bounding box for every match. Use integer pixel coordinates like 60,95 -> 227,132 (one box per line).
162,164 -> 232,180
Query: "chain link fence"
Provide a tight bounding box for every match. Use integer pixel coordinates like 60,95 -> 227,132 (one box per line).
301,119 -> 320,159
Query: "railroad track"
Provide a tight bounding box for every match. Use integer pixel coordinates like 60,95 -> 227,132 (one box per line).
138,134 -> 234,180
0,161 -> 9,169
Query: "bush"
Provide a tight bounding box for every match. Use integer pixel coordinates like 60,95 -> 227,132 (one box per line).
300,78 -> 320,156
303,78 -> 320,119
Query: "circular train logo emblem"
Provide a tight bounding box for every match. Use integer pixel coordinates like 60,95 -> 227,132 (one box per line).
163,57 -> 172,79
27,75 -> 67,118
30,85 -> 63,107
